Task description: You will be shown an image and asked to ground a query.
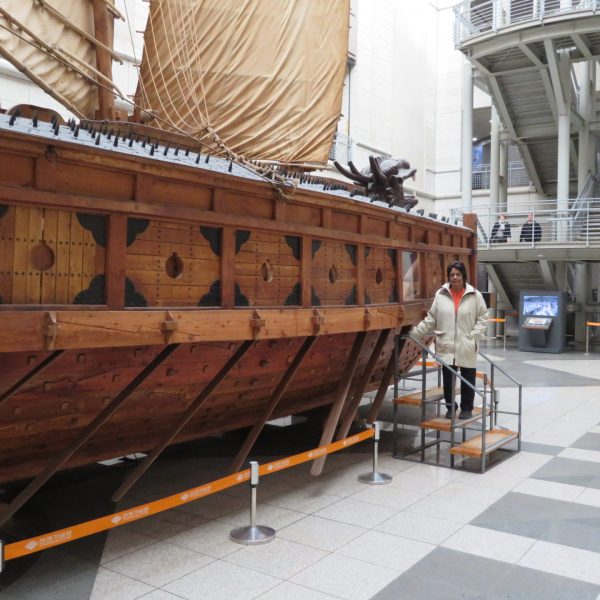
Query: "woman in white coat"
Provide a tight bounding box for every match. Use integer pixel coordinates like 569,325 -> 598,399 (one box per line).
411,261 -> 488,419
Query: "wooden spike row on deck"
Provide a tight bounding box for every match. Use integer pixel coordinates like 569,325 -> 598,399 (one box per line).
111,339 -> 254,501
310,331 -> 368,476
229,335 -> 318,473
0,344 -> 180,526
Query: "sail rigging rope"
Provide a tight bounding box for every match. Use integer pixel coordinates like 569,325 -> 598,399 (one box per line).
126,0 -> 297,195
0,0 -> 298,198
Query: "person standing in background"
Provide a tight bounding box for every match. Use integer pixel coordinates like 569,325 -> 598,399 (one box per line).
490,213 -> 511,243
520,212 -> 542,242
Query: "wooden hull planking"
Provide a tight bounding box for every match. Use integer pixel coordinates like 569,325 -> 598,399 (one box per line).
0,113 -> 478,487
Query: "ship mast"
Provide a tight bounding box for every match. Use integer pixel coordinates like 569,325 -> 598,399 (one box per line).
92,0 -> 115,120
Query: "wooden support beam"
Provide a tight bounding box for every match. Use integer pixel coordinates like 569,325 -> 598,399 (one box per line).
365,350 -> 396,424
112,340 -> 254,501
230,336 -> 317,472
310,331 -> 367,476
0,306 -> 402,353
0,344 -> 179,525
337,328 -> 391,440
0,350 -> 64,410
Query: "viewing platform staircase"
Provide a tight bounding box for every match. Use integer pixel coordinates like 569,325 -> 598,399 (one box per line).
389,337 -> 522,473
454,0 -> 600,197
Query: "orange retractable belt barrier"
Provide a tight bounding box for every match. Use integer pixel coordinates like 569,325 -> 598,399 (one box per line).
586,321 -> 600,327
4,428 -> 374,561
487,318 -> 506,323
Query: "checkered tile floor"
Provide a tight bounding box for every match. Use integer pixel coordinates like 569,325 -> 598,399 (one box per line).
1,341 -> 600,600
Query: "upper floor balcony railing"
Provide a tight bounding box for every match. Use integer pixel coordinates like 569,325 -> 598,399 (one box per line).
451,198 -> 600,248
454,0 -> 600,46
472,161 -> 531,190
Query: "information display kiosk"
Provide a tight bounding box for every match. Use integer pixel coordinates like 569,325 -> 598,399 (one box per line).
518,291 -> 567,353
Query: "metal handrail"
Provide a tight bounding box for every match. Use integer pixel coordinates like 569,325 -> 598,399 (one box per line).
478,350 -> 520,386
407,336 -> 485,402
472,161 -> 531,189
407,335 -> 488,469
454,0 -> 600,46
478,350 -> 523,449
451,197 -> 600,248
405,336 -> 523,469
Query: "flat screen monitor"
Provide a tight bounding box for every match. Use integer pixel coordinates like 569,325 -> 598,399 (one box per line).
522,294 -> 559,317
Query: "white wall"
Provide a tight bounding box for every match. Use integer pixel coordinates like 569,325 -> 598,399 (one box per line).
335,0 -> 496,210
343,0 -> 441,200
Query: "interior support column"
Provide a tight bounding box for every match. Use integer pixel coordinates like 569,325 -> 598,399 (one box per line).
574,262 -> 589,344
499,137 -> 508,213
556,51 -> 571,241
577,61 -> 593,195
490,105 -> 501,221
461,60 -> 474,211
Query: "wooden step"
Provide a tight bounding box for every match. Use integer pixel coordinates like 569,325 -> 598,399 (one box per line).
449,429 -> 519,457
394,386 -> 448,406
420,406 -> 489,431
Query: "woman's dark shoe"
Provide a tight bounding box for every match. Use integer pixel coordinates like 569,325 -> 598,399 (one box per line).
459,410 -> 473,420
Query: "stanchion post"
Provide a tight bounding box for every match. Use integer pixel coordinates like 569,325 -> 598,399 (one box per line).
230,461 -> 275,545
585,322 -> 589,356
358,422 -> 392,485
0,539 -> 4,573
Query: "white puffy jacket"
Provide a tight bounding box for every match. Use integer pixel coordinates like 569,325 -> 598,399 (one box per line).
411,282 -> 488,368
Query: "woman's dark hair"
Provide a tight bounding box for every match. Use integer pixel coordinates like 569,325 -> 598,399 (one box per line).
446,260 -> 468,285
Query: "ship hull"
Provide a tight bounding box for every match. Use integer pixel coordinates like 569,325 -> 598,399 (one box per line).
0,112 -> 477,490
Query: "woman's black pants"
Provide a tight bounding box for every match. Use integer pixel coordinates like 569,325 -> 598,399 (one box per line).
442,364 -> 476,412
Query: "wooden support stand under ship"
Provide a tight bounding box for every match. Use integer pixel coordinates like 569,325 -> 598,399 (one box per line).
0,0 -> 478,523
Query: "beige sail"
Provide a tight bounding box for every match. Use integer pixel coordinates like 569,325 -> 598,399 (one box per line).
136,0 -> 350,164
0,0 -> 114,118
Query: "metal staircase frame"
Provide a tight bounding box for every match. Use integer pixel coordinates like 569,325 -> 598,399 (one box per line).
454,0 -> 600,199
393,336 -> 522,473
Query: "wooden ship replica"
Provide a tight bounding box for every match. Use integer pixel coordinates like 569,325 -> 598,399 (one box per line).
0,0 -> 477,519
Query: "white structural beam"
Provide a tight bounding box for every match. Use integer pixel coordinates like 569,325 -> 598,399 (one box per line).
499,139 -> 508,211
571,33 -> 593,60
539,259 -> 558,290
487,76 -> 545,194
545,39 -> 567,115
490,105 -> 501,211
556,50 -> 571,216
578,61 -> 594,193
484,264 -> 513,310
461,60 -> 473,210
